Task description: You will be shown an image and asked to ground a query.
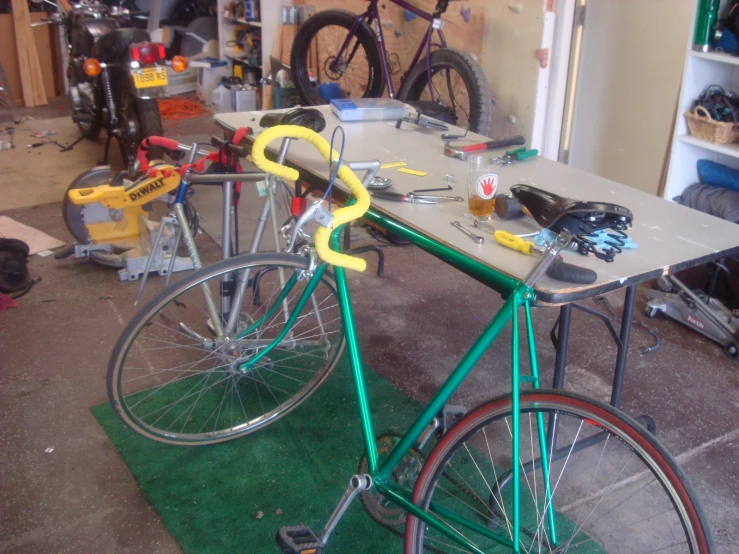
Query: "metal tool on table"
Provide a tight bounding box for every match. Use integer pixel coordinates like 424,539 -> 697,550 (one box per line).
441,128 -> 468,140
494,192 -> 532,220
395,112 -> 449,131
368,176 -> 393,190
451,221 -> 484,244
490,147 -> 539,165
373,191 -> 463,204
470,218 -> 536,238
444,135 -> 526,161
493,229 -> 597,284
414,185 -> 453,193
414,174 -> 454,193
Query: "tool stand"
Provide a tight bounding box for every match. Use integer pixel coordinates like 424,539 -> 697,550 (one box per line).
646,276 -> 739,359
73,215 -> 194,282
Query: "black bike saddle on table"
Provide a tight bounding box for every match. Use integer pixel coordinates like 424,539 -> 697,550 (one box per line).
260,108 -> 326,133
510,184 -> 633,263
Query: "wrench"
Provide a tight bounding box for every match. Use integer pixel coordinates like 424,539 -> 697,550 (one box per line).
451,221 -> 484,244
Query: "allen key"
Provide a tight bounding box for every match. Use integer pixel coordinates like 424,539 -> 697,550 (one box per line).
414,185 -> 453,193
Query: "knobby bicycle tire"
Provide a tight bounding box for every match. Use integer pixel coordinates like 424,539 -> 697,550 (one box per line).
399,48 -> 493,136
291,10 -> 384,106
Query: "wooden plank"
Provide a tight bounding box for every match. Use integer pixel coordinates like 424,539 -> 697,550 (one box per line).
11,0 -> 48,107
281,24 -> 296,65
30,13 -> 57,100
263,84 -> 273,110
0,15 -> 22,104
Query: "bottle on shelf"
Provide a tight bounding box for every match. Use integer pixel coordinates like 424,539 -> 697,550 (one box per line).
212,83 -> 233,113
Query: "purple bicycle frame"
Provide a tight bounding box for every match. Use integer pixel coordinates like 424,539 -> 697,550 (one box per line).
331,0 -> 448,100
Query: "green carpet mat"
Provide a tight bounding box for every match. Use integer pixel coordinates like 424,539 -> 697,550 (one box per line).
92,359 -> 419,553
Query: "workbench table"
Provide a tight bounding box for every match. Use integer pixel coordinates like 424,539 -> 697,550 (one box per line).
215,106 -> 739,409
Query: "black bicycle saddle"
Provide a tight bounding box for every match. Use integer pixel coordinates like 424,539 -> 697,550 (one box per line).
259,108 -> 327,133
510,184 -> 633,262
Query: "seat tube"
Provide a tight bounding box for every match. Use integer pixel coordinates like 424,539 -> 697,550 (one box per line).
510,297 -> 520,552
331,231 -> 378,472
224,139 -> 291,336
524,301 -> 558,544
221,180 -> 234,317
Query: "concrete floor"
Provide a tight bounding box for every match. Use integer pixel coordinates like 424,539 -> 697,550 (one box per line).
0,111 -> 737,553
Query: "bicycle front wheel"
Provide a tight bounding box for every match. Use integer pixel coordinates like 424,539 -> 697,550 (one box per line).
108,253 -> 345,445
398,48 -> 493,136
405,390 -> 714,553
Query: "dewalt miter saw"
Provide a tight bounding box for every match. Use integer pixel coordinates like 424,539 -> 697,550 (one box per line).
58,160 -> 195,281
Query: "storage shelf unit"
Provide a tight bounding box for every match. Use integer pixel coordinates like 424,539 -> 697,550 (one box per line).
664,0 -> 739,200
217,1 -> 262,67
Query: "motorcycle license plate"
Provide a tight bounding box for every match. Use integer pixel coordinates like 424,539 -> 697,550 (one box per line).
132,67 -> 168,89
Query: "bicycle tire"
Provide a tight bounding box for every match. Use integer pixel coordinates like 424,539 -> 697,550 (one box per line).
405,390 -> 714,553
108,252 -> 345,445
116,78 -> 164,164
398,48 -> 493,136
291,10 -> 384,106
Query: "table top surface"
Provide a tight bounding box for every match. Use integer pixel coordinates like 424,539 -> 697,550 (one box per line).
215,106 -> 739,303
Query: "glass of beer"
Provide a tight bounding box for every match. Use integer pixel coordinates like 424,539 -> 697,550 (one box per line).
467,154 -> 498,219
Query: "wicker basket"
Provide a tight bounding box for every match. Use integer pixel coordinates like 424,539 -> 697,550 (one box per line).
684,105 -> 739,144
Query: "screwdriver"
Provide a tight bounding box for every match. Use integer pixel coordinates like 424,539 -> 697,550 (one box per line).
493,230 -> 538,255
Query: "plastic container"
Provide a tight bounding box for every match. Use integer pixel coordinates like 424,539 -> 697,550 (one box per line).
211,83 -> 232,113
197,63 -> 231,104
233,86 -> 257,112
164,66 -> 197,96
318,83 -> 342,102
330,98 -> 406,122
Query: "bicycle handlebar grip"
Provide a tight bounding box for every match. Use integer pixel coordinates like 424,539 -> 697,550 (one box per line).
137,136 -> 182,170
250,125 -> 370,272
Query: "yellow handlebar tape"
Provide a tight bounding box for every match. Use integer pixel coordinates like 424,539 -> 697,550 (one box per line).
493,230 -> 535,256
250,125 -> 370,272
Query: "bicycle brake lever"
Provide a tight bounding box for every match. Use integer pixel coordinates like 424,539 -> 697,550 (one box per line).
287,201 -> 335,252
288,202 -> 320,252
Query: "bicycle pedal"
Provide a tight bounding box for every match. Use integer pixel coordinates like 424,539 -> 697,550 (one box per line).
276,525 -> 323,554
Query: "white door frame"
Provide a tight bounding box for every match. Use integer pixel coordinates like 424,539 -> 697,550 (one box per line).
533,0 -> 579,161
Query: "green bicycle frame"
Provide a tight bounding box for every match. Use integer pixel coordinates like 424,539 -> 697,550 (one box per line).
250,206 -> 558,552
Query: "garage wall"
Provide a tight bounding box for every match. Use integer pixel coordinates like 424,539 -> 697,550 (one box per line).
285,0 -> 545,137
480,1 -> 544,139
568,0 -> 693,195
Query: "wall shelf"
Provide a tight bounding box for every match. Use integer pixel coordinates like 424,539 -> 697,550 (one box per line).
677,134 -> 739,159
224,17 -> 262,28
690,50 -> 739,66
663,0 -> 739,200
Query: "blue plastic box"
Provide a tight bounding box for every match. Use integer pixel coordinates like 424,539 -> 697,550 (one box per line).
330,98 -> 407,122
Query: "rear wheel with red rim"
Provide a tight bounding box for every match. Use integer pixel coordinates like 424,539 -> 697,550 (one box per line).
404,390 -> 714,553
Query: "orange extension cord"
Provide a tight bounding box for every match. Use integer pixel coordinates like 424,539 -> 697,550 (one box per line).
157,95 -> 211,126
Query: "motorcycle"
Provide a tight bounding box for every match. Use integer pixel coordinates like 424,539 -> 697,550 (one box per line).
43,1 -> 188,166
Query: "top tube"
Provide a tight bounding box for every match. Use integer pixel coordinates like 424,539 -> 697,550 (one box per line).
351,208 -> 521,296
